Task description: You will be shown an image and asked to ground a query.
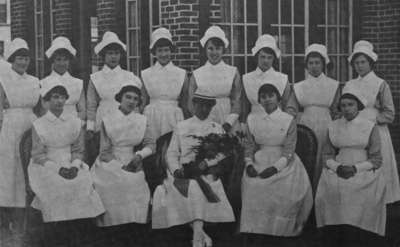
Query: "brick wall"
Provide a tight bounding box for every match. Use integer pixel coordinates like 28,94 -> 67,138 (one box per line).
96,0 -> 118,37
359,0 -> 400,161
52,0 -> 73,38
10,0 -> 28,39
160,0 -> 200,71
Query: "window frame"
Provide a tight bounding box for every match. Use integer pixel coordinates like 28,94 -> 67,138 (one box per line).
33,0 -> 45,78
125,0 -> 141,75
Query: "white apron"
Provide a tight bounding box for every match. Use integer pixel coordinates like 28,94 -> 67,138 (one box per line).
28,113 -> 105,222
152,117 -> 235,229
193,61 -> 237,125
40,71 -> 83,118
142,62 -> 185,140
315,116 -> 386,235
240,109 -> 312,236
243,67 -> 288,114
294,73 -> 339,189
344,72 -> 400,203
0,70 -> 40,207
91,66 -> 142,131
91,110 -> 150,227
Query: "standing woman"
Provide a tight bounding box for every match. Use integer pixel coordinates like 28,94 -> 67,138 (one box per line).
344,40 -> 400,204
240,83 -> 312,246
28,83 -> 104,247
315,88 -> 386,247
189,25 -> 243,133
91,84 -> 155,246
0,38 -> 40,233
293,44 -> 340,191
40,36 -> 85,121
243,34 -> 297,117
86,31 -> 142,148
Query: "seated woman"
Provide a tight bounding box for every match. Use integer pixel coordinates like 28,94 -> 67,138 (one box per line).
240,83 -> 312,246
91,84 -> 155,246
28,83 -> 104,246
315,88 -> 386,247
152,89 -> 235,247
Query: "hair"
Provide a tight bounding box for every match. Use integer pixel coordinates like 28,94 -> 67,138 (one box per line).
151,38 -> 174,55
339,93 -> 365,111
114,85 -> 142,103
99,43 -> 124,59
192,97 -> 216,107
255,47 -> 277,60
43,85 -> 69,101
350,52 -> 375,70
258,83 -> 281,102
305,52 -> 326,67
7,48 -> 30,63
49,49 -> 74,63
205,37 -> 225,49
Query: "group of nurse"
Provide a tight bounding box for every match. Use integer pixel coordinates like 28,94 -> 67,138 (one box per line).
0,24 -> 398,247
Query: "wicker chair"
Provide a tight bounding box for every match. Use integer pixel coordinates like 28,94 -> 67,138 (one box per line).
295,124 -> 318,183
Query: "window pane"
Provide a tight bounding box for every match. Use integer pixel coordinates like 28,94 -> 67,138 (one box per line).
220,25 -> 232,54
152,0 -> 160,26
247,26 -> 258,54
280,27 -> 292,54
246,0 -> 258,23
247,56 -> 257,72
294,27 -> 304,54
36,14 -> 42,35
281,56 -> 293,82
129,30 -> 138,56
234,56 -> 245,75
294,0 -> 304,24
281,0 -> 291,24
232,0 -> 244,22
222,56 -> 232,65
0,4 -> 6,23
294,56 -> 305,82
220,0 -> 231,23
327,27 -> 337,53
327,0 -> 337,25
339,0 -> 349,25
339,28 -> 348,53
327,56 -> 337,79
36,0 -> 42,12
129,58 -> 138,74
339,56 -> 348,81
232,26 -> 244,54
128,1 -> 137,27
262,0 -> 278,25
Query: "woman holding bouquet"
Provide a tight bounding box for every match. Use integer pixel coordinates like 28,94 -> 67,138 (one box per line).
152,88 -> 235,247
240,83 -> 312,246
91,84 -> 155,246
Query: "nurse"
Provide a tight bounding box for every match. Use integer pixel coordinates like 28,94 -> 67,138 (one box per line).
243,34 -> 297,117
188,25 -> 243,133
315,88 -> 386,247
343,40 -> 400,204
293,44 -> 340,191
40,36 -> 85,120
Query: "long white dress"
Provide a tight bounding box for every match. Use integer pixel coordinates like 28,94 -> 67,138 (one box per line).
141,62 -> 186,140
315,116 -> 386,235
91,109 -> 153,227
152,116 -> 235,229
87,65 -> 142,131
344,71 -> 400,203
240,108 -> 312,236
28,111 -> 105,222
294,73 -> 340,190
0,69 -> 40,207
40,71 -> 85,120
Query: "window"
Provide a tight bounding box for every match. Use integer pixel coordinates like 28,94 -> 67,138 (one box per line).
91,16 -> 100,72
0,0 -> 6,24
34,0 -> 45,78
125,0 -> 141,75
218,0 -> 353,82
49,0 -> 57,40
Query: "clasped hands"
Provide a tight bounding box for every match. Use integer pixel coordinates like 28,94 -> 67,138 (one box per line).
246,164 -> 278,179
122,154 -> 143,173
327,159 -> 357,179
58,160 -> 85,179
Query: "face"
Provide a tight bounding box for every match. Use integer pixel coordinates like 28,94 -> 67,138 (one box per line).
48,93 -> 67,113
340,98 -> 359,121
257,50 -> 275,72
12,55 -> 30,75
353,54 -> 372,77
307,56 -> 324,77
155,46 -> 171,66
104,49 -> 121,69
52,54 -> 70,75
193,100 -> 214,120
120,91 -> 140,113
206,41 -> 224,65
259,91 -> 279,113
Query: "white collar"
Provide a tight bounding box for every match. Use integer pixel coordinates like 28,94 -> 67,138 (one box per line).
357,71 -> 377,83
44,110 -> 68,122
10,68 -> 28,80
260,107 -> 282,120
154,61 -> 174,71
255,66 -> 275,76
102,65 -> 122,73
204,60 -> 225,69
50,70 -> 71,79
307,72 -> 326,82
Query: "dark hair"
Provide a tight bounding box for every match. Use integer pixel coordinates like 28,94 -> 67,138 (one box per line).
49,49 -> 74,63
7,48 -> 30,63
205,38 -> 225,49
114,85 -> 142,103
258,83 -> 281,102
350,53 -> 375,70
151,38 -> 174,55
305,52 -> 326,67
99,43 -> 124,59
192,97 -> 216,107
255,47 -> 277,60
43,85 -> 69,101
339,93 -> 365,111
